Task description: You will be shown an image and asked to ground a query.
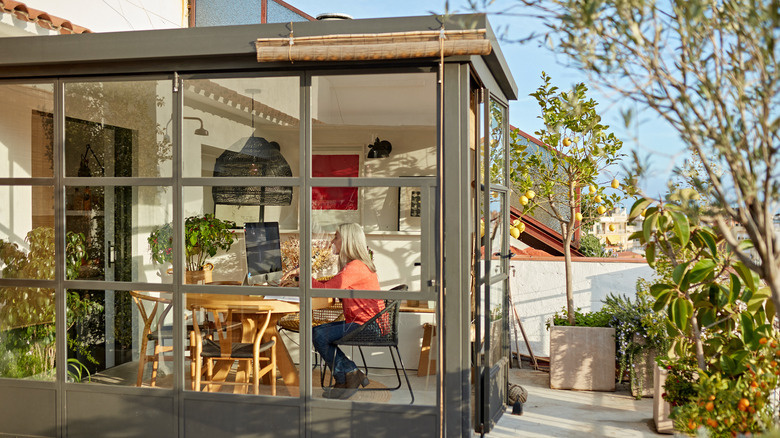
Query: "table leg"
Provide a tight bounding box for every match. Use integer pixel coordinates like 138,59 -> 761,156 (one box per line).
263,322 -> 299,396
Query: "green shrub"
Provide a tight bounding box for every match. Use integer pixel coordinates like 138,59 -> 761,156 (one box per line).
547,306 -> 612,328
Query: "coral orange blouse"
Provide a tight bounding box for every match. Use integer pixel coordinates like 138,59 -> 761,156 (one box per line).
313,260 -> 384,325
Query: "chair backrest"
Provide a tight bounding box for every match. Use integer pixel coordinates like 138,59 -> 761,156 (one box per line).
336,300 -> 400,347
130,291 -> 173,331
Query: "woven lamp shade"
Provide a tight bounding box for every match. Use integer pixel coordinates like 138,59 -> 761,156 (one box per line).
212,136 -> 293,206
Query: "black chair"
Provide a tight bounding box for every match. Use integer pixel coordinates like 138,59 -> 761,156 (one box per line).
331,285 -> 414,404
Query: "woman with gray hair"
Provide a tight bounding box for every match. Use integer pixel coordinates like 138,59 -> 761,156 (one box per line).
281,223 -> 384,399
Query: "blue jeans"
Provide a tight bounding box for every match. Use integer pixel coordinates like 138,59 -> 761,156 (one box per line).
312,320 -> 360,384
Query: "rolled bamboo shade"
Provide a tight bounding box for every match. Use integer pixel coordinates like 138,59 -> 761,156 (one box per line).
256,29 -> 491,62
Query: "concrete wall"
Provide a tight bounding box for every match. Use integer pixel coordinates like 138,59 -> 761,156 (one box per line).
509,257 -> 654,358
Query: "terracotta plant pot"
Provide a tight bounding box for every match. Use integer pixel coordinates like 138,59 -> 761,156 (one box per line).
186,263 -> 214,284
166,263 -> 215,284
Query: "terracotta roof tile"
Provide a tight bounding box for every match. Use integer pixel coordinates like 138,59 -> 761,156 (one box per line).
1,0 -> 91,34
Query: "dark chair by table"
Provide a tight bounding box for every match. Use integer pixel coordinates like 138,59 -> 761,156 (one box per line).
331,285 -> 414,404
190,304 -> 277,395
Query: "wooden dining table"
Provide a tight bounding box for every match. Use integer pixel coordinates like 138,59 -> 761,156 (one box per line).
187,293 -> 332,396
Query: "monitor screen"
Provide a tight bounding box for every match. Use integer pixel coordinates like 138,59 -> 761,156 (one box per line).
244,222 -> 283,283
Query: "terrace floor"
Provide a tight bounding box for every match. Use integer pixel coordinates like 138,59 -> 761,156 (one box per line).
489,368 -> 668,437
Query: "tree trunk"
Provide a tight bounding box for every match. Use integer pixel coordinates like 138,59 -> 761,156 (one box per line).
564,228 -> 575,326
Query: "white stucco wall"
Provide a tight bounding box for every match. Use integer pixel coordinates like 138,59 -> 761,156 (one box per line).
23,0 -> 186,32
509,258 -> 654,358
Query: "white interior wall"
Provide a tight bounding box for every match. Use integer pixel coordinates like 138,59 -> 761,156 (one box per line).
509,258 -> 654,358
0,85 -> 54,248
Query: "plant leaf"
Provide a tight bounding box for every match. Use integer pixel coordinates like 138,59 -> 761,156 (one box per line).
668,210 -> 690,248
672,262 -> 690,286
628,198 -> 652,220
669,297 -> 692,332
688,259 -> 716,284
642,211 -> 658,243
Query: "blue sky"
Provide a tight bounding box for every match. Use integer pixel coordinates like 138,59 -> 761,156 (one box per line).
289,0 -> 687,196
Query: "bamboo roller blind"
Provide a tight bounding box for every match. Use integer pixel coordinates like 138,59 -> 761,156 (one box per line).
256,29 -> 491,62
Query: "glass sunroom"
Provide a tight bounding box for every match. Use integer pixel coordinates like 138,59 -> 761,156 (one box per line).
0,14 -> 516,438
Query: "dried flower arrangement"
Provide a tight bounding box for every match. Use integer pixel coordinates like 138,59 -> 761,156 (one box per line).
280,237 -> 336,277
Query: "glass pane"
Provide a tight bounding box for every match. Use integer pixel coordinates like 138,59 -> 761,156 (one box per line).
309,296 -> 437,405
306,187 -> 426,292
488,280 -> 506,367
312,73 -> 437,177
0,185 -> 55,280
0,287 -> 56,380
489,98 -> 506,186
64,80 -> 173,178
185,292 -> 295,397
488,190 -> 506,276
0,83 -> 54,178
181,186 -> 299,286
182,77 -> 300,179
67,289 -> 174,388
66,186 -> 172,282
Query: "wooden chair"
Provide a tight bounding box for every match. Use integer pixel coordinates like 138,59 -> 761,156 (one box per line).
129,291 -> 173,387
190,302 -> 277,395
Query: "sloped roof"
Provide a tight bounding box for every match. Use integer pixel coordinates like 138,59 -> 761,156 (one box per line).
510,206 -> 585,257
1,0 -> 91,35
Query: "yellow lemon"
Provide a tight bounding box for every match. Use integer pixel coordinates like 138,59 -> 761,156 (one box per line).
641,208 -> 647,217
517,222 -> 525,233
525,190 -> 535,199
575,212 -> 583,222
611,178 -> 620,189
520,195 -> 529,205
609,224 -> 615,231
594,195 -> 602,203
513,219 -> 521,226
589,184 -> 597,194
562,137 -> 572,147
510,227 -> 520,239
597,205 -> 607,215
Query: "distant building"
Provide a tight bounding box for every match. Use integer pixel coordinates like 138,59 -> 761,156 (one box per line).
590,207 -> 643,254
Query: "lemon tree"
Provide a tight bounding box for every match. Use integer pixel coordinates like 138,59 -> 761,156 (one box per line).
509,72 -> 632,325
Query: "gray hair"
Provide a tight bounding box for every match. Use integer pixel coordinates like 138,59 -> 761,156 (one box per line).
336,223 -> 376,273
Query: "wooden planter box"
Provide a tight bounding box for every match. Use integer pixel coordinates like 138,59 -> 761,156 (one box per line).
653,365 -> 674,434
549,325 -> 616,391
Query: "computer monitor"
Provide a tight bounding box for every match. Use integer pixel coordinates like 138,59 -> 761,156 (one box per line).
244,222 -> 283,284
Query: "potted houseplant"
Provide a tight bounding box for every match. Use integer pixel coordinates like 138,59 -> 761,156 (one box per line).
148,214 -> 236,284
547,306 -> 616,391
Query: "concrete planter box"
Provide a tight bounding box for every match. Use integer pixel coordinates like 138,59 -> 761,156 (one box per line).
630,334 -> 657,398
653,365 -> 674,434
549,325 -> 616,391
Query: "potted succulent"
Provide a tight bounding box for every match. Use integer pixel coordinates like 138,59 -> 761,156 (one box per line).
148,214 -> 236,284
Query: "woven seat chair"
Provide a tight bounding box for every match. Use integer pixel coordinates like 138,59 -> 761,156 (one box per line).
331,285 -> 414,404
130,291 -> 173,387
190,304 -> 277,395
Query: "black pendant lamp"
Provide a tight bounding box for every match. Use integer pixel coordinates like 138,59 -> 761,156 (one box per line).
212,136 -> 293,206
